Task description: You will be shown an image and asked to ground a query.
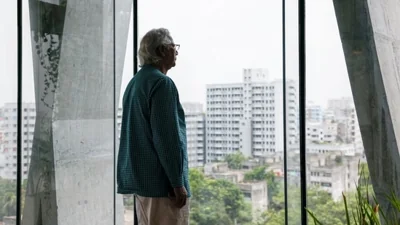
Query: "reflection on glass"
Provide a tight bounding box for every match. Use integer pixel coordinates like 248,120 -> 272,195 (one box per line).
114,0 -> 134,224
19,0 -> 131,224
0,104 -> 19,225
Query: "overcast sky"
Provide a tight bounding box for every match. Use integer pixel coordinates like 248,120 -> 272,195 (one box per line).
0,0 -> 351,109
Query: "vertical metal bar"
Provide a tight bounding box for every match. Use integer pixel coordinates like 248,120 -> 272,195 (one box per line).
299,0 -> 307,224
17,0 -> 23,224
113,0 -> 117,224
133,0 -> 138,74
282,0 -> 288,224
133,1 -> 139,224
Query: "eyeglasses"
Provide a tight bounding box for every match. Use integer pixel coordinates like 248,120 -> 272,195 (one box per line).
173,44 -> 180,51
160,43 -> 180,51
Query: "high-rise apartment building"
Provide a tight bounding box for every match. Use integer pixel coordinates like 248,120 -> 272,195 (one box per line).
182,103 -> 205,168
327,97 -> 354,115
327,98 -> 363,153
0,117 -> 4,144
0,103 -> 36,180
306,101 -> 323,123
206,68 -> 298,162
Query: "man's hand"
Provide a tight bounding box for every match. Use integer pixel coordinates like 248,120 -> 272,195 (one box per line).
168,186 -> 188,208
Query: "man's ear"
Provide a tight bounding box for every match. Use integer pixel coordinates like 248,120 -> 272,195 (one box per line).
156,46 -> 166,57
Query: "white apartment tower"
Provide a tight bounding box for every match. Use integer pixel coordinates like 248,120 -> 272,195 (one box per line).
0,103 -> 36,180
306,101 -> 323,122
206,69 -> 298,162
182,103 -> 205,168
327,97 -> 364,153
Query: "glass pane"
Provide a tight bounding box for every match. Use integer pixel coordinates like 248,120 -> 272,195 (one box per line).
306,0 -> 366,224
115,0 -> 134,224
284,0 -> 302,224
20,1 -> 130,224
0,1 -> 18,225
126,0 -> 283,224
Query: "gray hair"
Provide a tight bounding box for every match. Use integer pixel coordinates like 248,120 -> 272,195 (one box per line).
138,28 -> 174,66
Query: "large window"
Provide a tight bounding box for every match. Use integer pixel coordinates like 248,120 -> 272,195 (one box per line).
125,0 -> 284,223
1,0 -> 400,225
283,0 -> 302,224
116,1 -> 135,224
304,0 -> 366,224
18,1 -> 132,224
0,2 -> 18,224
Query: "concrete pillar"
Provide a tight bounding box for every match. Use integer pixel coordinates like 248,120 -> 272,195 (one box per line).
23,0 -> 132,224
333,0 -> 400,218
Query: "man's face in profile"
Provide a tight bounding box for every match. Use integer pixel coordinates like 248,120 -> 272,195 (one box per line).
165,43 -> 179,69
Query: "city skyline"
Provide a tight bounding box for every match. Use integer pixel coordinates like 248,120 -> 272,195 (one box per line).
0,1 -> 396,224
0,95 -> 364,204
0,92 -> 353,111
0,91 -> 364,218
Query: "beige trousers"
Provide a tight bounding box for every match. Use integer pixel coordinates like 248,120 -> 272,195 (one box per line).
135,195 -> 190,225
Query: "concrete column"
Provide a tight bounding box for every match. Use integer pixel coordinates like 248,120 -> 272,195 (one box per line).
23,0 -> 132,224
333,0 -> 400,218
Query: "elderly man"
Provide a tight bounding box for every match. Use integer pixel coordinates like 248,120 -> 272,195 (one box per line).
117,28 -> 190,225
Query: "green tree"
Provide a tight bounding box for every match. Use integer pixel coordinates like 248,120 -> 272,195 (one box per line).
1,192 -> 16,217
244,166 -> 267,181
190,198 -> 233,225
244,166 -> 280,202
189,169 -> 253,225
224,152 -> 246,170
0,178 -> 27,221
335,155 -> 343,165
260,186 -> 349,225
0,178 -> 16,221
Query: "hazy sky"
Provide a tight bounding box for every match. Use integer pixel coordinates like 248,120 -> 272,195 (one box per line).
0,0 -> 351,108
